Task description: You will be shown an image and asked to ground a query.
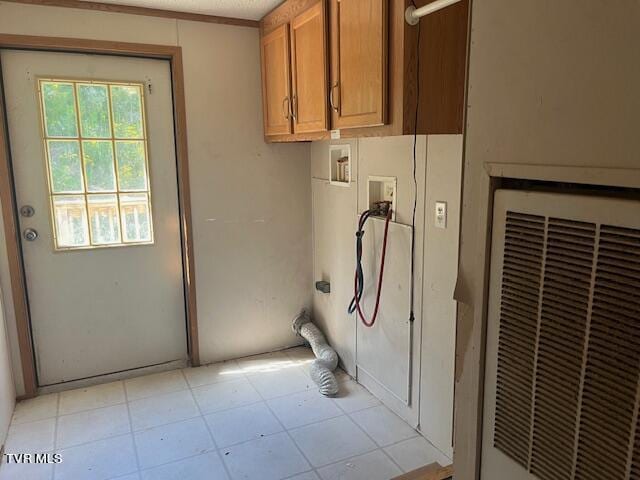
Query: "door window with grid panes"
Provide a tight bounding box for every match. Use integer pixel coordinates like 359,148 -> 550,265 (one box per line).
38,79 -> 153,249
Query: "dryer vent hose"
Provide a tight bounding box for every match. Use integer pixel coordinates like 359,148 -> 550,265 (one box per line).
292,311 -> 339,396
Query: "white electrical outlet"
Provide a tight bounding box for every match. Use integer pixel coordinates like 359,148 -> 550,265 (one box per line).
435,201 -> 447,228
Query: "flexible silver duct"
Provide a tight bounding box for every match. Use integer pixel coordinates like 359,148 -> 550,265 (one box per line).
292,311 -> 339,396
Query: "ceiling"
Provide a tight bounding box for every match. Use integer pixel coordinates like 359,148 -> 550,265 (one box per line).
85,0 -> 283,21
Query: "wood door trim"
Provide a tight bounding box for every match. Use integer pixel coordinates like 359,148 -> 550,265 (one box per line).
3,0 -> 260,28
0,33 -> 200,397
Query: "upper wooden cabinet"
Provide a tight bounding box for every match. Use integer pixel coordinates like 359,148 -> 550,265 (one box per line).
260,0 -> 470,142
261,0 -> 329,139
261,24 -> 293,136
291,2 -> 329,133
330,0 -> 387,129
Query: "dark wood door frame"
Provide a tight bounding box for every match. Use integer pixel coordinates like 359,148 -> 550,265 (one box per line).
0,34 -> 200,398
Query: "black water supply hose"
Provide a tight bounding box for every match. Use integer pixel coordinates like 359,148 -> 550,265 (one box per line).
348,204 -> 393,328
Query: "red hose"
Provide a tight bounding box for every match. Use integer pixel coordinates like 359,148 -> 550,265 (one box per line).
354,208 -> 392,327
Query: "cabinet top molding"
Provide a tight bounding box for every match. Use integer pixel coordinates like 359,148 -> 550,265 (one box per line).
261,0 -> 320,33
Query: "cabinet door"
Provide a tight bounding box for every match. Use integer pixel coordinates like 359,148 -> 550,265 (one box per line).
291,1 -> 329,133
261,24 -> 293,136
330,0 -> 387,129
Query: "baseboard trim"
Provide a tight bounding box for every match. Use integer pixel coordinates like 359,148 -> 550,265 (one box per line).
37,359 -> 188,395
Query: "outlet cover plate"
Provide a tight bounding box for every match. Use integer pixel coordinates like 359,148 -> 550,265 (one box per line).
435,201 -> 447,228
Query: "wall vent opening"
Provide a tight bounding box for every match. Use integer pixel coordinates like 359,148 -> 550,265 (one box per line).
489,191 -> 640,480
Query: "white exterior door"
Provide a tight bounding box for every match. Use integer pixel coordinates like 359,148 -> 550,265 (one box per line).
1,50 -> 187,386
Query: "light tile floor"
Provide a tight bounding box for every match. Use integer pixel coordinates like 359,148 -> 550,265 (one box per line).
0,347 -> 450,480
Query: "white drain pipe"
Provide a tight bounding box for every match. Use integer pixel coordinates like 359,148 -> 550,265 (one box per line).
292,311 -> 339,396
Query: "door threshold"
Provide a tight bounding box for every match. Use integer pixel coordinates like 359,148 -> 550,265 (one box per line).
37,359 -> 188,395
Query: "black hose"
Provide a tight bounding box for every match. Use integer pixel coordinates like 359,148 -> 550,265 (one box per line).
348,209 -> 374,315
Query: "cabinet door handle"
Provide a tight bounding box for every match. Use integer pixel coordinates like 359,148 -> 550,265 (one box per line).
282,96 -> 290,119
329,82 -> 339,113
291,95 -> 298,121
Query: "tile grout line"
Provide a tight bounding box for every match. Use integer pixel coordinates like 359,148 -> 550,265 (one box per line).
55,433 -> 137,458
42,390 -> 422,474
106,471 -> 143,480
126,385 -> 201,433
135,450 -> 225,478
345,405 -> 420,448
124,379 -> 191,403
12,396 -> 136,426
128,373 -> 393,480
122,380 -> 143,478
58,401 -> 128,419
61,400 -> 422,480
130,412 -> 201,435
243,362 -> 320,479
280,469 -> 319,480
66,399 -> 188,448
56,357 -> 319,409
16,349 -> 426,480
180,368 -> 236,480
56,400 -> 129,421
9,396 -> 64,426
412,430 -> 452,462
380,445 -> 408,474
203,400 -> 352,452
299,403 -> 407,475
333,399 -> 380,416
345,403 -> 447,474
49,398 -> 281,456
342,404 -> 419,473
384,434 -> 452,472
42,376 -> 417,459
279,349 -> 398,473
281,350 -> 328,480
13,395 -> 130,461
145,381 -> 265,417
322,384 -> 411,473
314,445 -> 404,478
51,393 -> 61,480
262,349 -> 392,476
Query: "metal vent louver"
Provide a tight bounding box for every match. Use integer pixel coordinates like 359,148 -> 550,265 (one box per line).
493,209 -> 640,480
493,212 -> 544,465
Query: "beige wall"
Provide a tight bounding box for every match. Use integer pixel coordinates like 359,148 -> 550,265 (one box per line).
0,1 -> 311,395
311,134 -> 462,461
177,21 -> 312,362
311,138 -> 359,375
455,1 -> 640,478
420,135 -> 462,459
0,288 -> 15,449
